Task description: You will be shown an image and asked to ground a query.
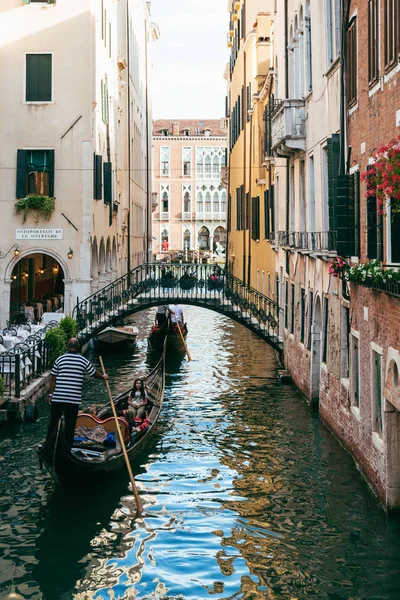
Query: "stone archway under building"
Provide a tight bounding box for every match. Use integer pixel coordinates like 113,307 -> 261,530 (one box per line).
3,248 -> 71,327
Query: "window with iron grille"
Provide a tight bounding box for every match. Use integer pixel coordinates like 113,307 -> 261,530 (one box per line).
300,288 -> 305,343
347,17 -> 357,107
384,0 -> 399,70
368,1 -> 380,86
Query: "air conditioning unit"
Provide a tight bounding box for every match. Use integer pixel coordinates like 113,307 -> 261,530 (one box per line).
255,178 -> 266,185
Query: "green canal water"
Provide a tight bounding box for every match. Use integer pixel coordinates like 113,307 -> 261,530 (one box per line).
1,307 -> 400,600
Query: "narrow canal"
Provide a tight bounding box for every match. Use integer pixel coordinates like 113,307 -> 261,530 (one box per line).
1,307 -> 400,600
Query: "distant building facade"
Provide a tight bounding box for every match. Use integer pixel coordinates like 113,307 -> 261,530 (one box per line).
0,0 -> 158,326
152,120 -> 227,259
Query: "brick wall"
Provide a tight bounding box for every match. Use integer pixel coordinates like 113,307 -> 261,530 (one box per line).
348,0 -> 400,262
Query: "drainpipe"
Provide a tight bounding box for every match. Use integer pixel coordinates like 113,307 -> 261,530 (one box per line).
284,0 -> 290,234
126,0 -> 131,274
339,0 -> 351,176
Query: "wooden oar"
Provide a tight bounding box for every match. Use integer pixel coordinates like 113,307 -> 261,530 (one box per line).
99,356 -> 143,513
175,322 -> 192,361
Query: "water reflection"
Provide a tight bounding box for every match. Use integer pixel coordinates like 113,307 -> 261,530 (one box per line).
1,307 -> 400,599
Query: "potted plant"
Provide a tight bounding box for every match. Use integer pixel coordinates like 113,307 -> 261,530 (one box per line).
361,136 -> 400,216
15,194 -> 55,223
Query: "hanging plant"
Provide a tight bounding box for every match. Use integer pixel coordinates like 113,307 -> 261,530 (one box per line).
15,195 -> 55,223
361,136 -> 400,216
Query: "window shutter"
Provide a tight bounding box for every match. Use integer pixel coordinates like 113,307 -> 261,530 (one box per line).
336,174 -> 355,256
16,150 -> 27,198
270,184 -> 275,237
367,194 -> 378,259
354,170 -> 360,256
245,191 -> 249,230
327,134 -> 340,241
264,189 -> 270,239
94,154 -> 103,200
103,162 -> 112,205
47,149 -> 55,197
38,54 -> 52,101
252,196 -> 260,240
391,213 -> 400,262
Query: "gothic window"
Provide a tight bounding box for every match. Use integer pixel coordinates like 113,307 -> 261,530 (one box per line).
221,190 -> 227,214
195,147 -> 226,179
183,184 -> 191,213
160,184 -> 170,214
205,192 -> 212,213
182,146 -> 192,176
161,229 -> 169,252
197,189 -> 203,212
213,191 -> 219,212
198,226 -> 210,250
160,146 -> 170,177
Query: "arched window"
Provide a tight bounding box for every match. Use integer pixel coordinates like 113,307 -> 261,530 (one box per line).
305,1 -> 313,92
197,190 -> 203,212
298,8 -> 305,97
205,192 -> 212,213
198,226 -> 210,250
212,154 -> 220,177
205,155 -> 212,178
184,192 -> 190,213
213,191 -> 219,213
161,229 -> 169,252
221,190 -> 227,214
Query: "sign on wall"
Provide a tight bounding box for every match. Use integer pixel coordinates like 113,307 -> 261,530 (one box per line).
15,228 -> 64,240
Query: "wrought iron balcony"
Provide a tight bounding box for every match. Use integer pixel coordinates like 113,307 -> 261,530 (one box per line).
277,231 -> 337,252
270,99 -> 306,155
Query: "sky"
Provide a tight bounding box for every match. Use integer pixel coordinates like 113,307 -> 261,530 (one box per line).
150,0 -> 228,119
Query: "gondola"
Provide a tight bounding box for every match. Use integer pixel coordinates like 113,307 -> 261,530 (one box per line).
148,317 -> 188,353
37,347 -> 165,483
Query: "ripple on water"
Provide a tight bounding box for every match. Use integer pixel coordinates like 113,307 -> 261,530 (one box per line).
1,307 -> 400,600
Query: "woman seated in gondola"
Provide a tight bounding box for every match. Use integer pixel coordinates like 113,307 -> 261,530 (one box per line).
126,377 -> 148,423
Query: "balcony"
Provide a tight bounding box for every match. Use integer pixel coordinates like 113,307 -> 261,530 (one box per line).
182,211 -> 192,220
271,99 -> 306,155
277,231 -> 337,252
195,211 -> 227,221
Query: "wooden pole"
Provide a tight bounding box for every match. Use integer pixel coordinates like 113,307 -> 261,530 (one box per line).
99,356 -> 143,513
175,322 -> 192,361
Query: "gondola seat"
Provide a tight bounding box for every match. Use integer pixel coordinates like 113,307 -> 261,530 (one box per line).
74,413 -> 130,443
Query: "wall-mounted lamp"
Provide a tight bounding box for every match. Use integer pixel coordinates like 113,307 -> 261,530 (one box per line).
0,244 -> 20,259
22,271 -> 28,279
53,264 -> 59,275
12,274 -> 17,281
67,247 -> 73,259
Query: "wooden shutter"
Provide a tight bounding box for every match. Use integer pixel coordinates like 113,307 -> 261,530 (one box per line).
391,213 -> 400,262
245,191 -> 249,230
47,149 -> 55,197
251,196 -> 260,241
103,162 -> 112,204
368,1 -> 379,85
367,193 -> 378,259
264,189 -> 270,239
16,150 -> 27,198
336,174 -> 355,256
270,184 -> 275,238
354,170 -> 360,256
327,134 -> 340,242
94,154 -> 103,200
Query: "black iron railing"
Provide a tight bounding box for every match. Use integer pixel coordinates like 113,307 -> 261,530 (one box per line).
277,231 -> 337,252
73,263 -> 283,349
263,96 -> 282,157
0,325 -> 54,398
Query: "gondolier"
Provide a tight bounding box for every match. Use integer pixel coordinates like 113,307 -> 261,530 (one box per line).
46,338 -> 108,449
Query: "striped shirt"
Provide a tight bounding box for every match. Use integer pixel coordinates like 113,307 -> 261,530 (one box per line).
51,352 -> 96,404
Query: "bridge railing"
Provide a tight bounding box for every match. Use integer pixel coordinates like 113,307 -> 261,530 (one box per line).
73,263 -> 283,347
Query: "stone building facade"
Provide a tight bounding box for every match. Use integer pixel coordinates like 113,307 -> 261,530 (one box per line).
0,0 -> 157,326
152,119 -> 227,259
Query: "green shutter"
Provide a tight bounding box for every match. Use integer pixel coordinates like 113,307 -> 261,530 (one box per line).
367,195 -> 378,259
26,54 -> 51,101
94,154 -> 103,200
336,174 -> 355,256
270,184 -> 275,236
354,170 -> 360,256
16,150 -> 27,198
264,189 -> 270,239
327,134 -> 340,241
103,162 -> 112,205
47,149 -> 55,197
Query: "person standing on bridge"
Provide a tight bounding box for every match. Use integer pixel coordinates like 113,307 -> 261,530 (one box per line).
46,338 -> 108,449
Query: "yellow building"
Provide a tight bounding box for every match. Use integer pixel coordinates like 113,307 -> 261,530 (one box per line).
226,0 -> 276,300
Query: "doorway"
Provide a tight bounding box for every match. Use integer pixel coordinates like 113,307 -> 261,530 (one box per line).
310,295 -> 322,406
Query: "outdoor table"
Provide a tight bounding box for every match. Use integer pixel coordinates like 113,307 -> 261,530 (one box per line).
2,336 -> 19,350
42,312 -> 65,325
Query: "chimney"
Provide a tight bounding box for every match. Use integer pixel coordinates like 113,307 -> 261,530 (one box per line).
172,122 -> 180,136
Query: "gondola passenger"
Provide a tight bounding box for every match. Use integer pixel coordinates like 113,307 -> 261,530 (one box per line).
155,304 -> 169,327
126,377 -> 148,422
